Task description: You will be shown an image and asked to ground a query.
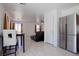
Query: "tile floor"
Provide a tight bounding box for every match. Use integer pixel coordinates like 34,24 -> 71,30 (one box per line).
15,39 -> 79,56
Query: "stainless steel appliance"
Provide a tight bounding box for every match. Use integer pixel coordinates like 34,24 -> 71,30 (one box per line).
59,14 -> 77,53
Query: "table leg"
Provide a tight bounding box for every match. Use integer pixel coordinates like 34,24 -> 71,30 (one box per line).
21,36 -> 22,46
23,35 -> 25,52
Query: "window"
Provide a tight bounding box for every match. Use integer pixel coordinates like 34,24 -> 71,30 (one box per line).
15,23 -> 21,34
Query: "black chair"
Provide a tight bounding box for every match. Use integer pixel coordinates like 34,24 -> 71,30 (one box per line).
31,31 -> 44,42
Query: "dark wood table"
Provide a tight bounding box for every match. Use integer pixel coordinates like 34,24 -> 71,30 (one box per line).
16,33 -> 25,53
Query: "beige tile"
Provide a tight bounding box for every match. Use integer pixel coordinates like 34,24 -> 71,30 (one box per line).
15,39 -> 79,56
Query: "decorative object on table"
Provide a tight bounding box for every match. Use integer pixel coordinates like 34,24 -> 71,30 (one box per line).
3,13 -> 11,29
3,13 -> 7,29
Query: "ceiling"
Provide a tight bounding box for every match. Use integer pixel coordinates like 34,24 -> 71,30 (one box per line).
2,3 -> 79,20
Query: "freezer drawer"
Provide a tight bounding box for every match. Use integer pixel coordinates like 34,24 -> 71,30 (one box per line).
67,35 -> 77,53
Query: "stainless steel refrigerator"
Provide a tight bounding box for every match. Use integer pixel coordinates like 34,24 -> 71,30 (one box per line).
59,14 -> 77,53
67,14 -> 77,53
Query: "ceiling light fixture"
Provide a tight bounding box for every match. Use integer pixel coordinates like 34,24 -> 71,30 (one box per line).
19,3 -> 26,5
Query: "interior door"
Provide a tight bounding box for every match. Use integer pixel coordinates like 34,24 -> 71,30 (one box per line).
59,16 -> 67,49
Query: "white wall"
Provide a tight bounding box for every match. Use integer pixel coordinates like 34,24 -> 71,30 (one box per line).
0,4 -> 4,55
23,21 -> 35,36
22,19 -> 36,50
61,5 -> 79,17
0,4 -> 4,34
44,9 -> 58,47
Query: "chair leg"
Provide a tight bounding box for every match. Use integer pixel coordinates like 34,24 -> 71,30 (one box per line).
15,51 -> 16,56
15,45 -> 17,56
2,47 -> 4,56
3,47 -> 6,56
16,43 -> 18,51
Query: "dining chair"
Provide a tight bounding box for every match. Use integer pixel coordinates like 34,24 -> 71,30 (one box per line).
2,30 -> 17,56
